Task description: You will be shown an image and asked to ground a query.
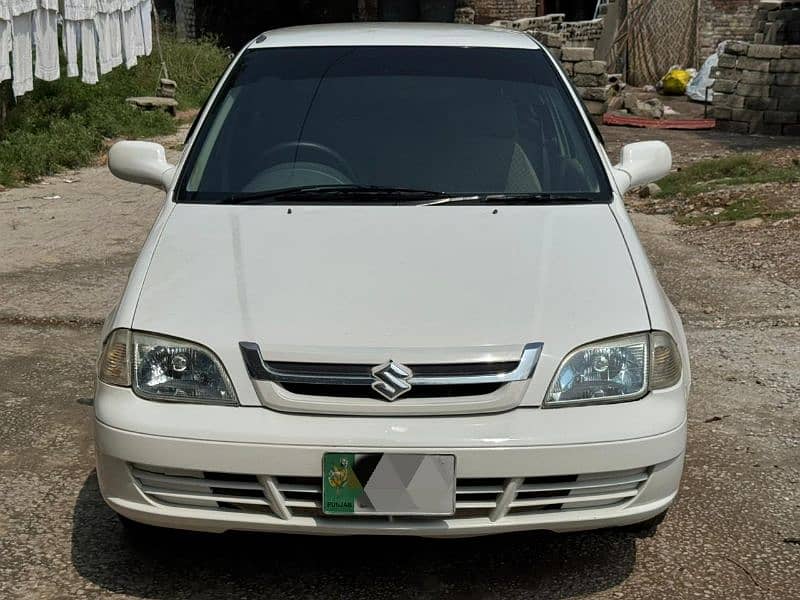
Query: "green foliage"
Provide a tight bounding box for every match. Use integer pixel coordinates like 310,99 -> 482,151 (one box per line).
657,155 -> 800,198
0,32 -> 230,186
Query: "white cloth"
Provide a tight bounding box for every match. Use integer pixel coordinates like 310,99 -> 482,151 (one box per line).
139,0 -> 151,55
80,18 -> 98,84
120,6 -> 139,68
95,10 -> 122,73
11,11 -> 33,96
9,1 -> 38,17
63,18 -> 80,77
33,7 -> 59,81
0,19 -> 11,83
63,0 -> 98,21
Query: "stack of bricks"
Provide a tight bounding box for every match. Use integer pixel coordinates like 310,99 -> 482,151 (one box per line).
752,0 -> 800,44
489,13 -> 564,32
527,32 -> 610,115
712,40 -> 800,134
560,19 -> 605,46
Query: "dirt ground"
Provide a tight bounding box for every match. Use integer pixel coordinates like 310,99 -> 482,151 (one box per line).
0,124 -> 798,599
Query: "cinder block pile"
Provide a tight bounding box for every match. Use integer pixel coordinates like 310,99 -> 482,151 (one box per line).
752,0 -> 800,44
531,34 -> 611,115
560,19 -> 605,46
712,40 -> 800,135
490,19 -> 611,115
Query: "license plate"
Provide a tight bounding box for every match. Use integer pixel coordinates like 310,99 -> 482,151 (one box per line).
322,453 -> 456,516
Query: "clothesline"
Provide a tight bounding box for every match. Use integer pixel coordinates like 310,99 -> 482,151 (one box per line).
0,0 -> 153,98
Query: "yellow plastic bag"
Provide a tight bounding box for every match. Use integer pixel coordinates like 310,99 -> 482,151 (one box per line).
662,69 -> 692,95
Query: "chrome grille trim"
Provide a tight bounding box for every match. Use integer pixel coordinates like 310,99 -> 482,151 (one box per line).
239,342 -> 544,386
130,465 -> 649,522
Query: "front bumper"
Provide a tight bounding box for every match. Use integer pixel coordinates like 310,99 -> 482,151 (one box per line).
94,384 -> 687,537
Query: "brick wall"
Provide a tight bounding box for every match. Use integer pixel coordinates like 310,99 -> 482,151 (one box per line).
698,0 -> 761,61
457,0 -> 538,24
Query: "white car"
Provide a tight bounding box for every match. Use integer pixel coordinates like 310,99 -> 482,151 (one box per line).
96,23 -> 690,537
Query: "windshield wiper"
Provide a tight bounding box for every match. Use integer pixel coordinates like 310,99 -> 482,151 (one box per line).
420,193 -> 598,206
216,185 -> 448,205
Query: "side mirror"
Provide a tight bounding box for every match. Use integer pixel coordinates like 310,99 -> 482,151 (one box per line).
612,141 -> 672,195
108,141 -> 177,190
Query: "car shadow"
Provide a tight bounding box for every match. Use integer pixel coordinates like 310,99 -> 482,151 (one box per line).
72,471 -> 637,599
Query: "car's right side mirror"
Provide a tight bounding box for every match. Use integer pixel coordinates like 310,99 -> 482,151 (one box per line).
108,141 -> 177,190
612,141 -> 672,195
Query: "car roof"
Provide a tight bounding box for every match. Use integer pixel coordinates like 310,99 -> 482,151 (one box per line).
248,23 -> 541,50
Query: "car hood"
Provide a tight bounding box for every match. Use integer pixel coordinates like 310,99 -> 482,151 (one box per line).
133,203 -> 649,406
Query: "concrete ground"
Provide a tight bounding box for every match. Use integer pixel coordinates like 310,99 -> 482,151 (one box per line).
0,125 -> 798,599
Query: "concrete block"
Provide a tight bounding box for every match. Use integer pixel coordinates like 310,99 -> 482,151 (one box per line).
713,79 -> 737,94
737,56 -> 772,72
770,84 -> 800,97
718,54 -> 738,69
774,72 -> 800,85
561,47 -> 594,62
709,106 -> 732,120
735,83 -> 772,97
583,100 -> 606,115
764,110 -> 798,123
572,73 -> 608,87
714,68 -> 739,80
778,96 -> 800,110
781,123 -> 800,136
750,121 -> 783,135
744,96 -> 779,110
747,44 -> 783,59
574,60 -> 607,75
770,58 -> 800,72
713,93 -> 746,109
726,41 -> 750,55
716,120 -> 750,134
578,86 -> 612,101
730,108 -> 764,123
782,45 -> 800,58
538,32 -> 563,48
739,70 -> 774,84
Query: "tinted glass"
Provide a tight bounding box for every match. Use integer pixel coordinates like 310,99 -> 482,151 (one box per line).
178,46 -> 611,202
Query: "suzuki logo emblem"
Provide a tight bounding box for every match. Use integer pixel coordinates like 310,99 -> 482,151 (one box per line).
371,360 -> 413,401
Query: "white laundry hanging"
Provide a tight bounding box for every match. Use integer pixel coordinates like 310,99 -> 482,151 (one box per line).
33,5 -> 59,81
11,10 -> 34,96
3,0 -> 153,96
0,3 -> 12,84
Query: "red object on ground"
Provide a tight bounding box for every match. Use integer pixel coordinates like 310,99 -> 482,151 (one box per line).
602,112 -> 717,130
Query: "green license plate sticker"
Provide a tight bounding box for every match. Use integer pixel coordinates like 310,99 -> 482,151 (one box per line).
322,453 -> 456,516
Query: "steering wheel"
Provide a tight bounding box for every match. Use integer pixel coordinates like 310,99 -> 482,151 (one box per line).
257,141 -> 358,184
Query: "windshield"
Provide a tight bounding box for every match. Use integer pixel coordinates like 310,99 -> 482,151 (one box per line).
177,46 -> 611,204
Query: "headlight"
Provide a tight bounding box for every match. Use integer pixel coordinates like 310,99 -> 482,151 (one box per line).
544,331 -> 682,408
98,329 -> 237,405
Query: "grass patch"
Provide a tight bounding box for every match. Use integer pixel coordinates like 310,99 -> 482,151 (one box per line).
0,32 -> 230,187
676,197 -> 798,225
657,155 -> 800,198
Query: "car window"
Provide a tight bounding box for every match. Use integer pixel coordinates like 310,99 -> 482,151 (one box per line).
177,46 -> 611,203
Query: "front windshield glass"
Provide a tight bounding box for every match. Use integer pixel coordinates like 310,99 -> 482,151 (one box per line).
177,45 -> 611,203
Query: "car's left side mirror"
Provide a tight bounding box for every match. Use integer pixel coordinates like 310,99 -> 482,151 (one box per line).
108,141 -> 177,190
612,141 -> 672,195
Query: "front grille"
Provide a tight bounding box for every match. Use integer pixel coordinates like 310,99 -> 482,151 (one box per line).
280,382 -> 504,399
265,361 -> 520,379
131,465 -> 650,522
